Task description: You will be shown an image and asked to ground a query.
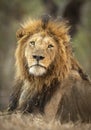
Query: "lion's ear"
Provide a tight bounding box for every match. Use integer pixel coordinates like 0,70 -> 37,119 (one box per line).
16,28 -> 26,41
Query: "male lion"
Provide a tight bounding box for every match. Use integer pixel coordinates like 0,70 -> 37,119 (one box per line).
8,15 -> 91,123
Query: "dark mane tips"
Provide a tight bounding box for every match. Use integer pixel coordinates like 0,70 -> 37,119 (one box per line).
41,14 -> 51,29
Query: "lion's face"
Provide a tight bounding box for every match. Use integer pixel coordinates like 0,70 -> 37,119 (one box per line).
24,32 -> 57,76
16,16 -> 71,81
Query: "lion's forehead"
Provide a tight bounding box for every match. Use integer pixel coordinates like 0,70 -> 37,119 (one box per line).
27,32 -> 56,46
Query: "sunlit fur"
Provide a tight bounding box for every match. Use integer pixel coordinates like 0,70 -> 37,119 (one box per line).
24,33 -> 58,76
15,18 -> 73,89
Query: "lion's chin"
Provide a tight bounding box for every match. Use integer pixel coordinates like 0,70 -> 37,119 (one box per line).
29,66 -> 46,76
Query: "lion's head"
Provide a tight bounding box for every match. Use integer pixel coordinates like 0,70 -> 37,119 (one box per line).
24,32 -> 58,76
15,15 -> 72,84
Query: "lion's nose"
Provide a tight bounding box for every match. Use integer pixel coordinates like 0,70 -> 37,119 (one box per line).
33,55 -> 45,61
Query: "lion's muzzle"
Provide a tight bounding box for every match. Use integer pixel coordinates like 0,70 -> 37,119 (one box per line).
29,64 -> 46,76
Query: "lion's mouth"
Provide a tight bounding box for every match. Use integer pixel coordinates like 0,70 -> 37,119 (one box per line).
30,64 -> 46,69
29,64 -> 47,76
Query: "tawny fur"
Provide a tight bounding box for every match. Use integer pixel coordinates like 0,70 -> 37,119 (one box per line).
8,15 -> 91,123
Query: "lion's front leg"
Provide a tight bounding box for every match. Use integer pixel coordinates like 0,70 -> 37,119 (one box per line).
19,92 -> 41,114
7,79 -> 23,112
18,90 -> 47,114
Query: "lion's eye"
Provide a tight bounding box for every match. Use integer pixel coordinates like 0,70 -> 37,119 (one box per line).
48,44 -> 54,48
30,41 -> 35,46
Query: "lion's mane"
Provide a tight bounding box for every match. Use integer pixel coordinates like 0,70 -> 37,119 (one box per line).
15,16 -> 72,86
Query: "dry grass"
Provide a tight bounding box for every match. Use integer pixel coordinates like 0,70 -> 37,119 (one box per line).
0,112 -> 91,130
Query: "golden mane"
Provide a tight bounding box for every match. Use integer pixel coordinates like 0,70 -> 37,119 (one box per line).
15,16 -> 72,89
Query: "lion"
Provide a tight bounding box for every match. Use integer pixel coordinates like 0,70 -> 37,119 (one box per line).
8,15 -> 91,123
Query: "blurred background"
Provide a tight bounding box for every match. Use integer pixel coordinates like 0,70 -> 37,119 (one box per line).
0,0 -> 91,110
